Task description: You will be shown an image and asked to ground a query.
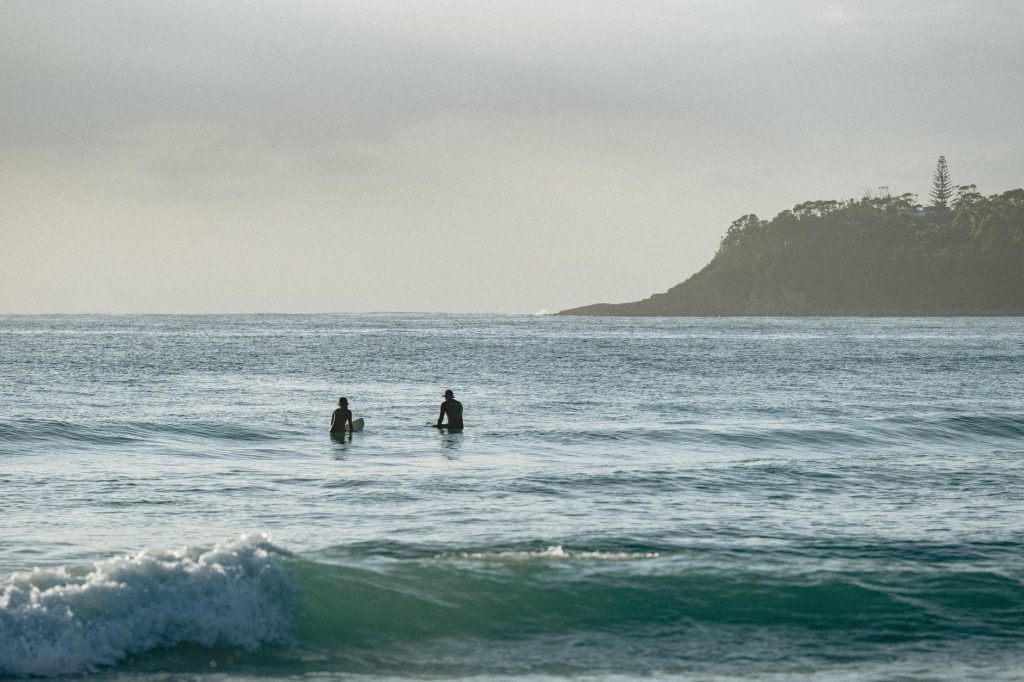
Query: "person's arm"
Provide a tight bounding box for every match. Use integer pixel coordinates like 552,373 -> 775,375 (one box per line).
346,410 -> 354,431
330,410 -> 338,431
437,402 -> 446,426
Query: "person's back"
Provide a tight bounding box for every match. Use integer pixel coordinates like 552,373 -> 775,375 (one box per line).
442,399 -> 463,428
437,389 -> 464,429
330,397 -> 353,433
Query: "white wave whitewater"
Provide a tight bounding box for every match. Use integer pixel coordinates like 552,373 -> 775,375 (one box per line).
1,314 -> 1023,680
0,535 -> 294,676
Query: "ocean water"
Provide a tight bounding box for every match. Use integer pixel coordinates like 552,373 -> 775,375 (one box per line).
1,314 -> 1023,680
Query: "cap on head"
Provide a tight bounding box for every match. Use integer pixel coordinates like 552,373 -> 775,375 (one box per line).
338,397 -> 348,405
443,389 -> 454,399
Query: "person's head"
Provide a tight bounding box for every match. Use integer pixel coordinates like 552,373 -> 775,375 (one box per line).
338,397 -> 348,407
443,389 -> 454,400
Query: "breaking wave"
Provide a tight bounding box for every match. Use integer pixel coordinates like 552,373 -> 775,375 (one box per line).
4,536 -> 1023,677
0,535 -> 294,676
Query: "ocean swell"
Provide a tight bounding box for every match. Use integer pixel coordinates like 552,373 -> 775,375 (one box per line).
3,537 -> 1023,677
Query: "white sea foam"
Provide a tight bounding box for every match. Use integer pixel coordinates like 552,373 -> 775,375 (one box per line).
452,545 -> 660,561
0,534 -> 295,677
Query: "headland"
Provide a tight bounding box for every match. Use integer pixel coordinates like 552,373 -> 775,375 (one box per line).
560,187 -> 1024,316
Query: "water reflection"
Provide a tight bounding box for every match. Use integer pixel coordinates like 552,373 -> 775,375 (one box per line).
330,432 -> 352,445
439,428 -> 463,457
330,431 -> 351,458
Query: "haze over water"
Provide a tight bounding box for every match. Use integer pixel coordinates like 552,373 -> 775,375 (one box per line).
2,314 -> 1022,679
5,2 -> 1024,315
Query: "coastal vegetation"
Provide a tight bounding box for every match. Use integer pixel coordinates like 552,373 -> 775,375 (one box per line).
560,159 -> 1024,316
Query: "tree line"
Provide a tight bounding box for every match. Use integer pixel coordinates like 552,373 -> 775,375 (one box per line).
717,157 -> 1024,259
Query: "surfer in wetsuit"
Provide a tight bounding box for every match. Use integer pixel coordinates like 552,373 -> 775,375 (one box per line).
330,397 -> 353,434
436,389 -> 464,429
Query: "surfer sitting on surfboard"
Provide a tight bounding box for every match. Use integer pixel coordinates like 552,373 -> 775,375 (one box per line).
330,397 -> 354,433
437,389 -> 464,429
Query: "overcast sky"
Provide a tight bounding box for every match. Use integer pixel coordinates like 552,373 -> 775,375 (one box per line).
2,1 -> 1022,313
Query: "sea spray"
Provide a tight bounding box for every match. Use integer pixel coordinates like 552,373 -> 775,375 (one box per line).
0,534 -> 295,677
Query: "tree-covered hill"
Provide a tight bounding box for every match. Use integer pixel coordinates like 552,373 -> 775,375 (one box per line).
559,186 -> 1024,316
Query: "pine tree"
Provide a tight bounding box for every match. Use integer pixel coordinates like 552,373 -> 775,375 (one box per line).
930,156 -> 953,209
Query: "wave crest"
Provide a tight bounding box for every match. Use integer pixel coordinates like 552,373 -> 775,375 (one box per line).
447,545 -> 661,561
0,534 -> 295,677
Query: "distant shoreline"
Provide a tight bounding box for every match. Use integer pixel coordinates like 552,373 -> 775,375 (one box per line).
561,188 -> 1024,317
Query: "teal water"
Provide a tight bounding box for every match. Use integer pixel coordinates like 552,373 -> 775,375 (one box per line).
1,315 -> 1023,680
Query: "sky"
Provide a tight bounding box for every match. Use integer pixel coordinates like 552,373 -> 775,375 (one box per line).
2,1 -> 1023,314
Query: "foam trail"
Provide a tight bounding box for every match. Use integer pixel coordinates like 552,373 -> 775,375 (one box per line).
0,534 -> 295,677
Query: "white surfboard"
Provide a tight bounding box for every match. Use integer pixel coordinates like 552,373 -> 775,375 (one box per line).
352,417 -> 364,432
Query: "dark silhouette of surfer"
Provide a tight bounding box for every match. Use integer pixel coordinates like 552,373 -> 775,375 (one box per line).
436,389 -> 464,430
330,397 -> 353,434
